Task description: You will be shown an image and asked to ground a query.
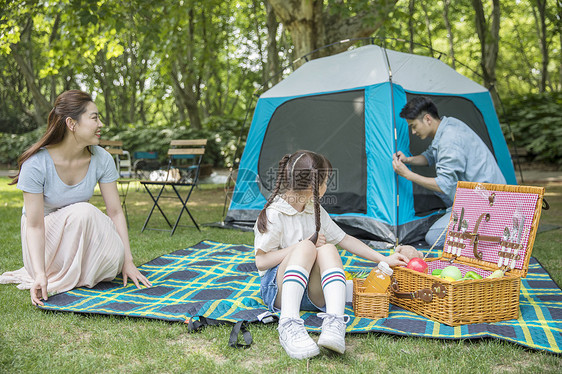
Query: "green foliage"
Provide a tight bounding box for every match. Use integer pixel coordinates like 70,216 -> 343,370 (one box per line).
0,115 -> 244,168
0,127 -> 43,166
499,92 -> 562,166
0,0 -> 262,136
102,116 -> 244,168
377,0 -> 561,95
1,0 -> 561,168
0,18 -> 20,54
0,110 -> 38,134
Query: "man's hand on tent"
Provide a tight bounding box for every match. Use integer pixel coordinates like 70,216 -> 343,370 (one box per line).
394,151 -> 410,164
392,153 -> 412,178
393,153 -> 443,194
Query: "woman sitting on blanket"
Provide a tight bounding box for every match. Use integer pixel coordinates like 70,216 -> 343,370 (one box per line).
254,150 -> 408,359
0,90 -> 151,306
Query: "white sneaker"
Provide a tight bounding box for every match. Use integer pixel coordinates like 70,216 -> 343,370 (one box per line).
277,317 -> 320,359
317,313 -> 350,354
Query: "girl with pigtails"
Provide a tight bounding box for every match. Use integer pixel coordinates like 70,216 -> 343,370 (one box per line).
254,150 -> 408,360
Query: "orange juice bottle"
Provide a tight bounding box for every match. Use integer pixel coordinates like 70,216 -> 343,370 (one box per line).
363,261 -> 393,294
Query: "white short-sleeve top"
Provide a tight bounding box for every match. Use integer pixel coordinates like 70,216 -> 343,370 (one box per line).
254,196 -> 347,276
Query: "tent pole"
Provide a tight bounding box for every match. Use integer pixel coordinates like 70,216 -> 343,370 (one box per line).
382,45 -> 400,247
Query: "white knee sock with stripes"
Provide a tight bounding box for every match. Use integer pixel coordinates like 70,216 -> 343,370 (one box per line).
280,265 -> 309,320
321,268 -> 347,316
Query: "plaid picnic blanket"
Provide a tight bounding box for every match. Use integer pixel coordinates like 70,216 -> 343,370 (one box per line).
39,240 -> 562,354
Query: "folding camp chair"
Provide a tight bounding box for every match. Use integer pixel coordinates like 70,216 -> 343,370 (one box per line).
99,139 -> 131,227
140,139 -> 207,235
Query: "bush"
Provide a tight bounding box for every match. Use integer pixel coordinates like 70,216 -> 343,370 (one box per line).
0,127 -> 44,166
99,116 -> 244,168
499,92 -> 562,167
0,117 -> 246,169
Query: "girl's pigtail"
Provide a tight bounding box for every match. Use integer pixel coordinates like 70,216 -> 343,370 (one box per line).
256,154 -> 291,233
309,168 -> 321,245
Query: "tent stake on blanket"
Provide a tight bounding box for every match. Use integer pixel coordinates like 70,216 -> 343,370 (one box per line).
187,316 -> 253,349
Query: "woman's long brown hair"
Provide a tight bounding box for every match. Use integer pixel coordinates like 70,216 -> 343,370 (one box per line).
256,150 -> 332,244
10,90 -> 93,185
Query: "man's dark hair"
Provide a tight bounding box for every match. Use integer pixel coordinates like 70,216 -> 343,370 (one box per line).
399,96 -> 440,120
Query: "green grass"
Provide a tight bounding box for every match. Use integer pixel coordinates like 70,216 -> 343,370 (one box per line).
1,178 -> 561,373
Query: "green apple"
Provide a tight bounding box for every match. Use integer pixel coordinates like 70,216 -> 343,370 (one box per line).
440,266 -> 463,280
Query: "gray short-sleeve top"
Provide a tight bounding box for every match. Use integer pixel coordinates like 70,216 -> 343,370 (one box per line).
17,146 -> 119,215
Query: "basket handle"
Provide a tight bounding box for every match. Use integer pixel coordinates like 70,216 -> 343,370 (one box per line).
471,212 -> 491,260
390,278 -> 447,303
456,212 -> 502,260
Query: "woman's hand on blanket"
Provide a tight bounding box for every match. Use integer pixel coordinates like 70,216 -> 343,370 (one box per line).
384,252 -> 409,268
30,273 -> 48,306
122,261 -> 152,289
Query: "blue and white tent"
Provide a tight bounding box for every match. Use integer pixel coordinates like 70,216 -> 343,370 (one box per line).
225,45 -> 516,243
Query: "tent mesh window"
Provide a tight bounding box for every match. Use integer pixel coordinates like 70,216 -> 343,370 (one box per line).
405,93 -> 494,216
258,90 -> 367,214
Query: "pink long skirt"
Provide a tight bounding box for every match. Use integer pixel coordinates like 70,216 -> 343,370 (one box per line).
0,202 -> 124,294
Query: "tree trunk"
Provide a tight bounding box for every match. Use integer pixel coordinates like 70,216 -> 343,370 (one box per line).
171,67 -> 202,130
166,7 -> 204,130
267,0 -> 397,64
95,49 -> 113,127
10,16 -> 51,125
265,1 -> 281,86
266,0 -> 321,62
514,25 -> 539,87
101,76 -> 114,127
471,0 -> 501,109
173,81 -> 201,130
49,13 -> 61,104
420,0 -> 434,56
559,0 -> 562,91
442,0 -> 456,69
171,64 -> 188,123
128,41 -> 137,124
408,0 -> 415,53
253,0 -> 267,84
11,50 -> 51,124
558,21 -> 562,91
185,96 -> 202,130
137,58 -> 148,125
531,0 -> 549,93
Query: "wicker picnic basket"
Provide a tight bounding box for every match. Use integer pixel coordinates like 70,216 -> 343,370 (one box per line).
389,182 -> 545,326
352,278 -> 390,319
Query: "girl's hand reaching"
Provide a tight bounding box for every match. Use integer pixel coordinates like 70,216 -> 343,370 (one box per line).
385,252 -> 409,267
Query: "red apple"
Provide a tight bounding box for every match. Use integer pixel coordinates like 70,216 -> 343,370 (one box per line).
406,257 -> 428,273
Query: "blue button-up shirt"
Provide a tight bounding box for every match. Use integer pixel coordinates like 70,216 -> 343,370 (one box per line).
421,116 -> 506,206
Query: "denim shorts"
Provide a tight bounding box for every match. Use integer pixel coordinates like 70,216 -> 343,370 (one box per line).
260,265 -> 325,313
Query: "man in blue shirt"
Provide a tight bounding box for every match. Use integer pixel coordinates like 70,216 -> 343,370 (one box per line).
392,96 -> 506,247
